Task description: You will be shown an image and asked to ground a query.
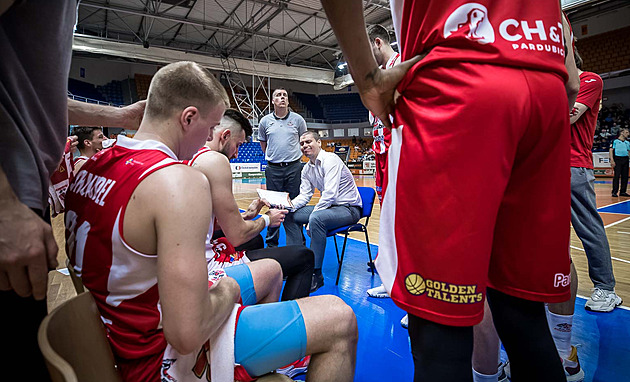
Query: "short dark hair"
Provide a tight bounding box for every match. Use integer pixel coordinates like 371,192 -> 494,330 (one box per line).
301,130 -> 320,141
367,24 -> 390,44
272,88 -> 288,97
74,127 -> 102,150
574,45 -> 584,70
223,108 -> 253,138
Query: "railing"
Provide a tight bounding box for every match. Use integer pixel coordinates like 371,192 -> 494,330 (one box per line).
67,92 -> 119,106
304,118 -> 367,124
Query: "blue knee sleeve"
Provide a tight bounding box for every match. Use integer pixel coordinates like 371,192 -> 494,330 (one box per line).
234,300 -> 307,377
224,264 -> 257,306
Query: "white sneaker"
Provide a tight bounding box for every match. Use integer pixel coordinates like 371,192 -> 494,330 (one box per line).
497,362 -> 508,382
585,288 -> 623,312
401,314 -> 409,329
367,284 -> 390,298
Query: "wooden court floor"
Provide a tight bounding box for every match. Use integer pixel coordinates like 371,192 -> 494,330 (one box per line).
47,175 -> 630,311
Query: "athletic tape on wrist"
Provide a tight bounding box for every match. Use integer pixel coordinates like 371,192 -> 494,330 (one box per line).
261,214 -> 270,227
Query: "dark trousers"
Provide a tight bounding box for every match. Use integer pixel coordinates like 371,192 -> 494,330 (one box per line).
0,208 -> 51,381
612,155 -> 629,194
264,161 -> 304,247
212,231 -> 313,300
246,245 -> 314,301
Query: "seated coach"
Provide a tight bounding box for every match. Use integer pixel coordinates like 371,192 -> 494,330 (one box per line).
286,131 -> 362,292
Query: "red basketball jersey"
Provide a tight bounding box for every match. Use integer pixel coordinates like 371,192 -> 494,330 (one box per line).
65,136 -> 180,377
370,53 -> 401,155
571,72 -> 603,169
390,0 -> 568,90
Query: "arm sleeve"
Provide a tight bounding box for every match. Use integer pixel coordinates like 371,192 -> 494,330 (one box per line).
575,75 -> 603,110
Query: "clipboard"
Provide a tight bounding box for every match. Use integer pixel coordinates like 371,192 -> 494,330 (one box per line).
256,188 -> 294,211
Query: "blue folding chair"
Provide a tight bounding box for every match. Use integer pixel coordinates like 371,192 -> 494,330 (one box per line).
327,186 -> 376,285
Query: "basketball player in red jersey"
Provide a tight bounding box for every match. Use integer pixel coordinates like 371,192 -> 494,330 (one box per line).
367,24 -> 401,205
320,1 -> 579,381
65,61 -> 357,381
187,108 -> 316,302
72,126 -> 107,174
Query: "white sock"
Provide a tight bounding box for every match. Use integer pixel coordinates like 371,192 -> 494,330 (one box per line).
472,368 -> 500,382
546,309 -> 573,359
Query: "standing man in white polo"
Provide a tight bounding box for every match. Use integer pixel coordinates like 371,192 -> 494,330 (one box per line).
258,88 -> 308,247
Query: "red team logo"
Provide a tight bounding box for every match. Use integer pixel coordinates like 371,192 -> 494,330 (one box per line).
443,3 -> 564,56
444,3 -> 495,44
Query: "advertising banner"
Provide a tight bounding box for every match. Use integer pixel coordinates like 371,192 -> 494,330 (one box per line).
230,163 -> 261,173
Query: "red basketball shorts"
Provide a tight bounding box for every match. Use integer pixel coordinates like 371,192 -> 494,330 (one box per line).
375,62 -> 571,327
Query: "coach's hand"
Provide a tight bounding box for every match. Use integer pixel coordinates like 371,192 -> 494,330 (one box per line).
357,55 -> 422,129
0,199 -> 58,300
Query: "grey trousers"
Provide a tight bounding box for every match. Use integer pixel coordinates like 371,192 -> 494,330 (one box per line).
289,205 -> 361,270
264,161 -> 304,247
571,167 -> 616,290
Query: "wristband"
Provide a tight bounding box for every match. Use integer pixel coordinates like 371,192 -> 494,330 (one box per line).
261,214 -> 270,227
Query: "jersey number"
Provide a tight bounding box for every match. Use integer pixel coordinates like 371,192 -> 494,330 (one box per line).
65,210 -> 91,275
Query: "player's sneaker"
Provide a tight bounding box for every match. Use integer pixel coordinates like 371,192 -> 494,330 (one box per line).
563,346 -> 585,382
367,284 -> 389,298
497,362 -> 508,382
400,314 -> 409,329
585,288 -> 623,312
474,362 -> 507,381
276,355 -> 310,378
504,346 -> 584,382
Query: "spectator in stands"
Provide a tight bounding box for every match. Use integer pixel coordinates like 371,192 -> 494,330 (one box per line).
187,108 -> 315,301
73,126 -> 107,174
65,62 -> 358,381
0,2 -> 146,378
610,127 -> 630,197
287,131 -> 362,292
258,88 -> 308,248
611,123 -> 620,137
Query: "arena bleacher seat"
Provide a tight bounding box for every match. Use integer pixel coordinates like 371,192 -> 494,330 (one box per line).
97,80 -> 125,106
318,93 -> 368,122
231,141 -> 267,165
293,92 -> 325,119
68,78 -> 107,103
